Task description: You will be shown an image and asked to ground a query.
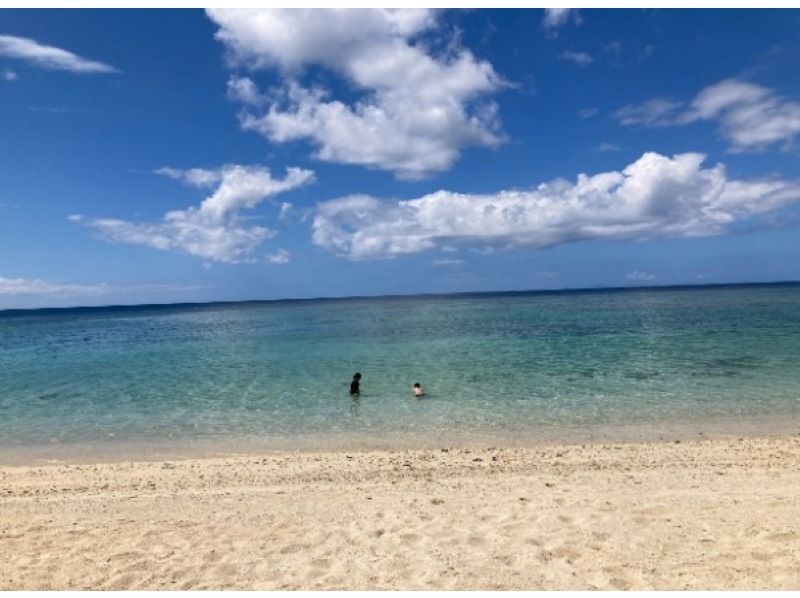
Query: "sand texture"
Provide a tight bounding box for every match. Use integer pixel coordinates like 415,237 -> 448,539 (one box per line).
2,435 -> 800,590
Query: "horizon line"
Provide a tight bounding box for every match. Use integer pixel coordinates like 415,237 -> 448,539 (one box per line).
1,279 -> 799,316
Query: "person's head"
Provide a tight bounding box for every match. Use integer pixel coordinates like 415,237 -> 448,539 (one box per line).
353,372 -> 362,381
413,383 -> 421,389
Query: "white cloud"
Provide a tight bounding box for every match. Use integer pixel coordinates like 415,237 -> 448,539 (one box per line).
312,152 -> 800,259
209,8 -> 436,71
0,277 -> 204,298
626,270 -> 656,282
614,98 -> 683,126
226,76 -> 265,106
264,249 -> 291,264
578,107 -> 599,119
683,79 -> 771,122
595,142 -> 622,152
0,34 -> 117,73
27,105 -> 69,114
0,276 -> 111,297
433,258 -> 464,266
72,165 -> 314,263
542,8 -> 580,34
207,9 -> 504,179
278,201 -> 292,220
2,68 -> 17,81
154,166 -> 222,188
681,79 -> 800,152
560,50 -> 593,67
615,79 -> 800,152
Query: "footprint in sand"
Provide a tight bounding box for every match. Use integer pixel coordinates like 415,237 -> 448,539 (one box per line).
106,572 -> 139,589
767,531 -> 797,542
610,577 -> 632,590
311,558 -> 331,569
211,563 -> 238,577
551,545 -> 580,561
750,551 -> 773,561
178,580 -> 200,590
399,533 -> 419,544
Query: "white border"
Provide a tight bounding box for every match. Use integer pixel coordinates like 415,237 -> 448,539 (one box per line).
2,2 -> 798,593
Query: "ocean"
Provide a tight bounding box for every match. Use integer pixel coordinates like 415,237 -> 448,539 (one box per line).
1,283 -> 799,458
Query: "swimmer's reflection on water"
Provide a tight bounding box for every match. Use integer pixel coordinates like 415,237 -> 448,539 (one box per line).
350,394 -> 361,417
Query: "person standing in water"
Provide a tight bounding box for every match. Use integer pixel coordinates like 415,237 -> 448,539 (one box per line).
412,382 -> 424,397
350,372 -> 362,396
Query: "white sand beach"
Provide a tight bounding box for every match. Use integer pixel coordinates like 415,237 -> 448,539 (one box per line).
2,435 -> 799,590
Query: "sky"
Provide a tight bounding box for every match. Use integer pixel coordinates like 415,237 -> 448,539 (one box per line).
2,8 -> 800,309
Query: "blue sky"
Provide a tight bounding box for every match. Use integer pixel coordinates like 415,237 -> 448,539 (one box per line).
2,8 -> 800,308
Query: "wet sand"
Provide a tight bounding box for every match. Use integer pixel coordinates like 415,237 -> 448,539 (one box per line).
2,435 -> 799,589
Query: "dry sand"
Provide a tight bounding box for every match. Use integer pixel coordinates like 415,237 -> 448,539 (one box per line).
2,435 -> 800,590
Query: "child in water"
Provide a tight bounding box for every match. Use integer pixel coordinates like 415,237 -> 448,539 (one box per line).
412,382 -> 424,397
350,372 -> 362,396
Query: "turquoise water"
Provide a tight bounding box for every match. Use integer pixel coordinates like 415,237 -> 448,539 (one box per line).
1,284 -> 799,454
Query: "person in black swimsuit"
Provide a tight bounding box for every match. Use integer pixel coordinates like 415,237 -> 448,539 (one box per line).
349,372 -> 362,396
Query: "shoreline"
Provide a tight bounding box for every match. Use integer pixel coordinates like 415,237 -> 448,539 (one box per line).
2,411 -> 798,466
2,433 -> 800,589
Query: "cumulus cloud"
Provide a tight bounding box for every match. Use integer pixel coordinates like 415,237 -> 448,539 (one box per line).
560,50 -> 593,67
154,166 -> 222,188
615,79 -> 800,152
542,8 -> 580,34
226,75 -> 265,106
578,107 -> 599,119
207,9 -> 504,179
312,152 -> 800,260
0,34 -> 117,73
72,165 -> 314,263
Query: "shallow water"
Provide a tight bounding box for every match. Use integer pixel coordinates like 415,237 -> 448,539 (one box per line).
1,284 -> 799,454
